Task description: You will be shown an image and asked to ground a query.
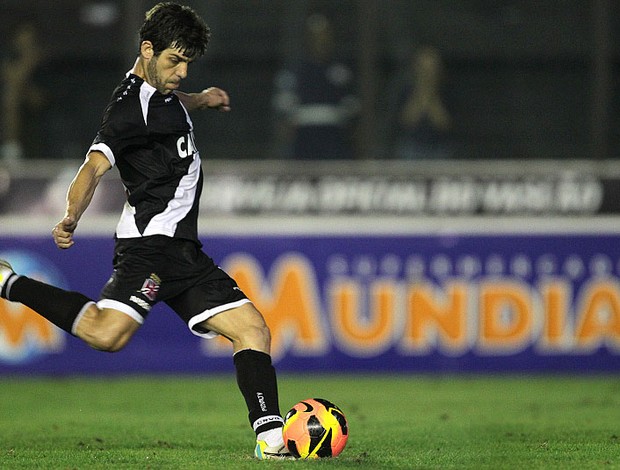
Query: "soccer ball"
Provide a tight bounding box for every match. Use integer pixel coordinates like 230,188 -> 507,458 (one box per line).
282,398 -> 349,459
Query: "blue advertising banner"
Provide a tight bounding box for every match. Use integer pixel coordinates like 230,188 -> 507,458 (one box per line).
1,232 -> 620,374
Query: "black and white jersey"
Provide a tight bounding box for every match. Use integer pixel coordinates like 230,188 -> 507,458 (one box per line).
88,71 -> 202,243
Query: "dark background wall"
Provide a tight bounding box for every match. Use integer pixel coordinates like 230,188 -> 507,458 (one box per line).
1,0 -> 618,160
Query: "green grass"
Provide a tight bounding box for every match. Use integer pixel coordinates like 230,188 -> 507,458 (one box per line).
0,374 -> 619,469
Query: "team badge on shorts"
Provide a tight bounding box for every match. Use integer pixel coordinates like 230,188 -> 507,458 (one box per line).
140,273 -> 161,301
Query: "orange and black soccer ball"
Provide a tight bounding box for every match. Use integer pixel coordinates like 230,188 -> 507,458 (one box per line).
282,398 -> 349,459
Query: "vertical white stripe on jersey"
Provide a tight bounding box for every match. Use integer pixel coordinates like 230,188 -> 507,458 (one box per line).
142,151 -> 201,237
115,200 -> 142,238
114,80 -> 152,238
139,82 -> 156,125
178,99 -> 194,131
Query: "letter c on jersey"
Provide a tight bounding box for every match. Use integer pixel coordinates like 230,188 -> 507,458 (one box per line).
176,133 -> 197,159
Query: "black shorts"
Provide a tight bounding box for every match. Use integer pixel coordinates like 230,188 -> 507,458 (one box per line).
98,235 -> 250,338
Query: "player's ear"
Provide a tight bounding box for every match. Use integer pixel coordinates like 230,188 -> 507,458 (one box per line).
140,41 -> 154,60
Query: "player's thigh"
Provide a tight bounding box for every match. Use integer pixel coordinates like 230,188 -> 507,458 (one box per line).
165,262 -> 252,337
200,303 -> 271,352
100,236 -> 170,321
74,304 -> 141,351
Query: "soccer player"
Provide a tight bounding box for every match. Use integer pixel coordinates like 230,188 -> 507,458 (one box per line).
0,2 -> 290,460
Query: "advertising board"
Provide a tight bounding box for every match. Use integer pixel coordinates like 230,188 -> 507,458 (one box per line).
1,229 -> 620,374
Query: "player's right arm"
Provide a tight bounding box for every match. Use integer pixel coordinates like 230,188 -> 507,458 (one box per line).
52,151 -> 112,249
176,87 -> 231,112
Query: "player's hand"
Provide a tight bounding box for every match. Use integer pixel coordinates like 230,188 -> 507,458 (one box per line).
202,87 -> 230,112
52,215 -> 77,249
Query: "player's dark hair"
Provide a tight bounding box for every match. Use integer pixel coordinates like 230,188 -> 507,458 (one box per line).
139,2 -> 210,59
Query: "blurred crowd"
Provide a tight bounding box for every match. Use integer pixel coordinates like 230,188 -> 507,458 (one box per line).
1,0 -> 617,163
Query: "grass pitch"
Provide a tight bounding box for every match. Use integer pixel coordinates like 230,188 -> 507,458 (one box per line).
0,374 -> 619,469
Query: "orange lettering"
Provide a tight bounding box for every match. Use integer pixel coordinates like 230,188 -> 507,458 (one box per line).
402,281 -> 468,354
0,300 -> 63,350
330,280 -> 396,356
479,281 -> 533,353
540,280 -> 571,350
575,280 -> 620,350
202,254 -> 327,360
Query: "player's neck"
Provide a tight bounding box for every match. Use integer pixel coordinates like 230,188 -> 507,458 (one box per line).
131,57 -> 148,81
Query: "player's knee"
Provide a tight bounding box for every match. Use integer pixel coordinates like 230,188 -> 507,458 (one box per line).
79,327 -> 130,352
89,333 -> 129,352
239,322 -> 271,350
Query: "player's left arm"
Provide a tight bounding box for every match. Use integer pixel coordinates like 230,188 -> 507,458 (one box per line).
176,87 -> 230,112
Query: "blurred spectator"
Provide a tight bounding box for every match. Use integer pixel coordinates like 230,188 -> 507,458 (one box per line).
272,13 -> 359,160
1,22 -> 45,163
392,46 -> 453,160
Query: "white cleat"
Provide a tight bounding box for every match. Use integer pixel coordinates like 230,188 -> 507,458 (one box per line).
255,440 -> 294,460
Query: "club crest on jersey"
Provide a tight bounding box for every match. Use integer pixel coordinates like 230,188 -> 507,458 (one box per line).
177,132 -> 198,159
139,273 -> 161,301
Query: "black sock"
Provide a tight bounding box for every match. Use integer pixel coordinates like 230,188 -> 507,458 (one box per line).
3,276 -> 93,335
233,349 -> 283,436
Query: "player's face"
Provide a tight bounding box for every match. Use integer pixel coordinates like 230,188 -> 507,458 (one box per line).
147,47 -> 192,94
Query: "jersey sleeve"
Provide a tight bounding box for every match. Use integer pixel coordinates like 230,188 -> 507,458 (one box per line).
88,92 -> 148,167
